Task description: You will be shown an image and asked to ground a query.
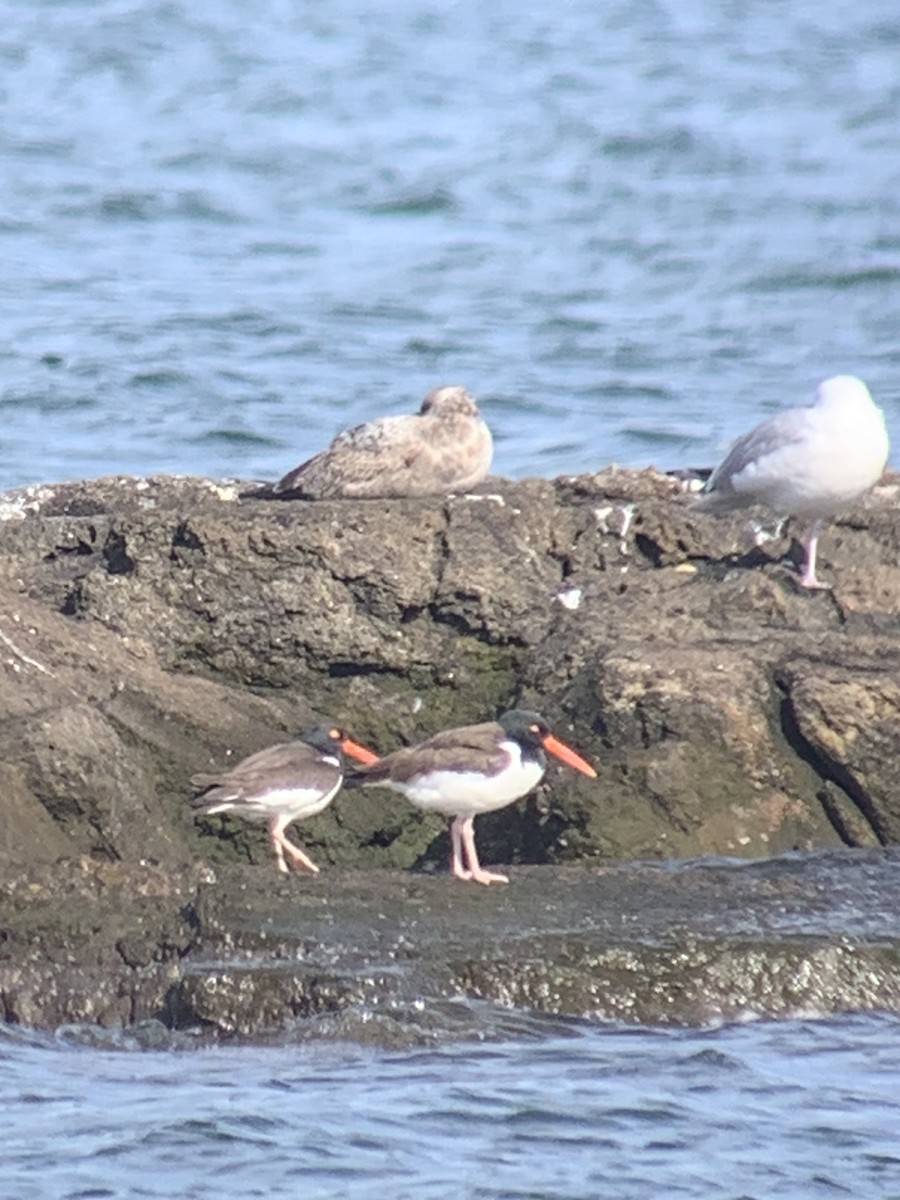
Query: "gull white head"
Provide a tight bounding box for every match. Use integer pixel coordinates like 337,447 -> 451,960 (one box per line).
814,374 -> 876,414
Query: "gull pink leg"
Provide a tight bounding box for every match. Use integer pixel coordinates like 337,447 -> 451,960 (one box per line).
798,520 -> 830,590
458,814 -> 509,886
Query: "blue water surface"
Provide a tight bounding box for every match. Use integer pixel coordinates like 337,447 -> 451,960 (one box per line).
1,0 -> 898,490
3,1014 -> 900,1200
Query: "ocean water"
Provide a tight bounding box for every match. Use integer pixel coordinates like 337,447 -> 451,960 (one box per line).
3,2 -> 900,1193
3,1014 -> 900,1199
1,0 -> 898,492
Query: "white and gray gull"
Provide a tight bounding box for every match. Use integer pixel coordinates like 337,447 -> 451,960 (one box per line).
692,374 -> 889,588
272,385 -> 493,499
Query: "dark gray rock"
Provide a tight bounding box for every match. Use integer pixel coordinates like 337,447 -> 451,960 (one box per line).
0,467 -> 898,1040
0,468 -> 897,876
1,852 -> 899,1043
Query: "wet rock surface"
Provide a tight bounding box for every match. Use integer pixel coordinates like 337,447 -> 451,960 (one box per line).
1,851 -> 899,1044
0,468 -> 898,1041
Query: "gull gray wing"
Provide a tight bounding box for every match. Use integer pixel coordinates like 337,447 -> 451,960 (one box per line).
693,408 -> 812,512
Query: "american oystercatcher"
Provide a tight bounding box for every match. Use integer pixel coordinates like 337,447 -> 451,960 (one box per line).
693,375 -> 889,589
190,725 -> 378,875
271,385 -> 493,499
346,709 -> 597,885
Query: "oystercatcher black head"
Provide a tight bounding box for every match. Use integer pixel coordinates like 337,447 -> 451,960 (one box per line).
300,724 -> 379,765
498,709 -> 597,777
190,723 -> 377,876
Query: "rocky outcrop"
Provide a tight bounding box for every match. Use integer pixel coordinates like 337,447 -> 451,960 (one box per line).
0,468 -> 897,875
0,467 -> 898,1039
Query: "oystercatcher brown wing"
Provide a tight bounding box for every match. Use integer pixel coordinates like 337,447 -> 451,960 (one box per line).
190,740 -> 340,808
356,720 -> 510,786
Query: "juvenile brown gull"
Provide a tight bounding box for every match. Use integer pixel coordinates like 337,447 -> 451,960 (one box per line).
272,385 -> 493,499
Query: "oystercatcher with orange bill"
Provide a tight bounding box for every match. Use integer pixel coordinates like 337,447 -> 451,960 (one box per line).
191,724 -> 378,875
347,709 -> 596,885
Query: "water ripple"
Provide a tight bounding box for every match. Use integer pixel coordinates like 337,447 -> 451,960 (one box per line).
0,0 -> 897,489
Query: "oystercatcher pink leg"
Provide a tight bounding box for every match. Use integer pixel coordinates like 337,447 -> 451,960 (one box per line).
269,824 -> 289,874
268,814 -> 320,874
457,814 -> 509,885
449,817 -> 473,880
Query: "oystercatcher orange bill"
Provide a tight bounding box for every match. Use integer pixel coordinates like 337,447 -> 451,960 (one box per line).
541,733 -> 597,778
340,737 -> 380,766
